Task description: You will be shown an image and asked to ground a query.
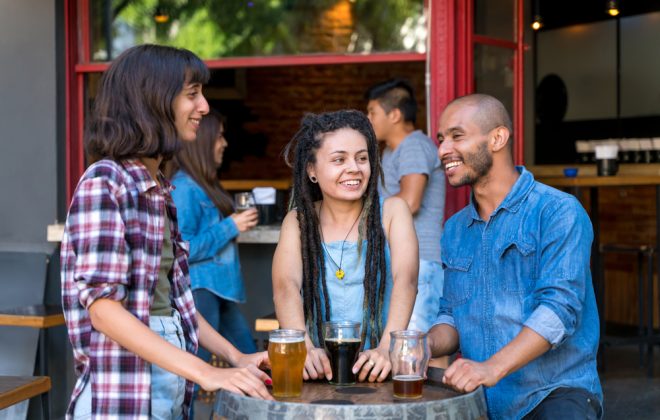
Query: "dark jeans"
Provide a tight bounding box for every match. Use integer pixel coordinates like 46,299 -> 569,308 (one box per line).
523,387 -> 603,420
193,288 -> 257,358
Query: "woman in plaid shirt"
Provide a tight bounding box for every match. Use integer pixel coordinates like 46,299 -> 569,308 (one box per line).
61,44 -> 273,419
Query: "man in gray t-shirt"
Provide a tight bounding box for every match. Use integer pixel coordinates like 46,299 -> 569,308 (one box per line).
366,79 -> 445,333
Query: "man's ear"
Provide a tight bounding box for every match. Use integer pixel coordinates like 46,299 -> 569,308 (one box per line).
490,126 -> 510,152
388,108 -> 403,124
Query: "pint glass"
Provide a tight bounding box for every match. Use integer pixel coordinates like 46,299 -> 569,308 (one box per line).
389,330 -> 430,399
268,329 -> 306,397
323,321 -> 361,385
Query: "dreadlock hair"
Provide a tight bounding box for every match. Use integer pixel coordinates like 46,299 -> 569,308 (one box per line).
283,110 -> 388,350
171,109 -> 234,216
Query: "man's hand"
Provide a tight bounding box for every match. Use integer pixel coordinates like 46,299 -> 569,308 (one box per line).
442,358 -> 502,393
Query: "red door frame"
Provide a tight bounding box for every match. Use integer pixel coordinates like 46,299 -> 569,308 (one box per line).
430,0 -> 525,219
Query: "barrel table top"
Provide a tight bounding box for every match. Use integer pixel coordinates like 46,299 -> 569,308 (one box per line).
213,367 -> 487,420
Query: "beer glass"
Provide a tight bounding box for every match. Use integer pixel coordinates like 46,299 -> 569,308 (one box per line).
268,329 -> 306,397
323,321 -> 361,385
389,330 -> 430,399
234,192 -> 255,213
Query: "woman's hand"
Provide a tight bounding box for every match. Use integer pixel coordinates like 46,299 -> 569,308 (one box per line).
230,208 -> 259,232
353,345 -> 391,383
234,351 -> 272,381
304,345 -> 333,381
198,366 -> 274,400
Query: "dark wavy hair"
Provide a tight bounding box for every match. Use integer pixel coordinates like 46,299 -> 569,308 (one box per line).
364,78 -> 417,124
85,44 -> 209,163
283,110 -> 387,349
172,110 -> 234,216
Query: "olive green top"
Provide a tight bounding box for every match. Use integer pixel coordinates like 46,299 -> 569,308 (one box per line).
151,217 -> 174,316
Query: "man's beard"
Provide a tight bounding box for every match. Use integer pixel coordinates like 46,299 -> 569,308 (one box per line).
454,141 -> 493,187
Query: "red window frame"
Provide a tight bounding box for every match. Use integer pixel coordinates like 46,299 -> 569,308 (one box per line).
64,0 -> 427,203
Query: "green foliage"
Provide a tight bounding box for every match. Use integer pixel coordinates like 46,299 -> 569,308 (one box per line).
98,0 -> 424,60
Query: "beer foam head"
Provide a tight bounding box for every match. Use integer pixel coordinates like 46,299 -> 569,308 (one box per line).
269,329 -> 305,343
269,336 -> 304,343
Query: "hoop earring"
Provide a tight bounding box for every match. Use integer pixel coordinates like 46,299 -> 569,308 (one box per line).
309,176 -> 318,183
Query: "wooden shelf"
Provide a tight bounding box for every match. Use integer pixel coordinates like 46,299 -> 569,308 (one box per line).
0,304 -> 65,329
537,175 -> 660,188
220,179 -> 291,190
0,376 -> 50,409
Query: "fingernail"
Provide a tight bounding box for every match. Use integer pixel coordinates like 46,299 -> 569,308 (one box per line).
265,379 -> 272,385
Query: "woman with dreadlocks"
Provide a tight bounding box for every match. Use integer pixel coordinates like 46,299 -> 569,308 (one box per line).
273,110 -> 418,383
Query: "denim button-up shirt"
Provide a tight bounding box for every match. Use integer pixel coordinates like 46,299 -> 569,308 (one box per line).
171,170 -> 246,303
436,167 -> 602,420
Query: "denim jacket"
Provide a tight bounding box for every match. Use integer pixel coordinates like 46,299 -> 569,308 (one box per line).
436,167 -> 602,420
171,170 -> 246,303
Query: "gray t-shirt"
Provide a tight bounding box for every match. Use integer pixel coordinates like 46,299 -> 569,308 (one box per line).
378,130 -> 445,263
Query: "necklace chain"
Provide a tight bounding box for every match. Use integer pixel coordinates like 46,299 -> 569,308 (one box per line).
318,201 -> 362,280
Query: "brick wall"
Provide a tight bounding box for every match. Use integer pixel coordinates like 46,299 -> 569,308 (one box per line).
218,61 -> 426,180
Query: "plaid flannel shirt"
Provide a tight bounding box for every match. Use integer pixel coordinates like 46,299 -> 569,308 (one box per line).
61,159 -> 198,419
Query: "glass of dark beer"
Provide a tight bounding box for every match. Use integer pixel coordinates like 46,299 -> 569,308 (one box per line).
323,321 -> 361,385
389,330 -> 430,399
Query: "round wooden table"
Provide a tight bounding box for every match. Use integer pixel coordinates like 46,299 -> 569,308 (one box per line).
213,368 -> 487,420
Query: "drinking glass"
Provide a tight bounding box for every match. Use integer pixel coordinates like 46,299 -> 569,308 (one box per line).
389,330 -> 430,399
323,321 -> 361,385
268,329 -> 306,398
234,192 -> 255,213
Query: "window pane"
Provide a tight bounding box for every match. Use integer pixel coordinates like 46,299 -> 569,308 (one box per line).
473,44 -> 513,117
88,0 -> 426,62
474,0 -> 514,41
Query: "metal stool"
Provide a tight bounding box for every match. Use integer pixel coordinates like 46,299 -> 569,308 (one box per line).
598,244 -> 655,377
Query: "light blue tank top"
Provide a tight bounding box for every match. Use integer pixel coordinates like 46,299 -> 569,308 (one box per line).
319,237 -> 393,349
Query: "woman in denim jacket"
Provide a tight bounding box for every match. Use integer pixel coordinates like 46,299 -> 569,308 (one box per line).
171,110 -> 258,358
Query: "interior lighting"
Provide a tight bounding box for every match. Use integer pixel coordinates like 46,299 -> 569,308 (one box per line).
531,0 -> 543,31
607,1 -> 620,17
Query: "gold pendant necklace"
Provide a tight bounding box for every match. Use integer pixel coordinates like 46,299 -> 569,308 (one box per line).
319,201 -> 362,280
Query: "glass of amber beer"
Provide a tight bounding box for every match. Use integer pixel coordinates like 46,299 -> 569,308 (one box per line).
323,321 -> 361,385
389,330 -> 430,399
268,329 -> 306,397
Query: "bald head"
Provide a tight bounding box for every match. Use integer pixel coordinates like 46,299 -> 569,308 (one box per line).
446,94 -> 512,140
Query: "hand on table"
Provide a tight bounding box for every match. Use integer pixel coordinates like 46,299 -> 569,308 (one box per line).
230,208 -> 259,232
199,366 -> 274,400
442,358 -> 500,393
353,345 -> 390,382
234,350 -> 272,383
303,346 -> 332,381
